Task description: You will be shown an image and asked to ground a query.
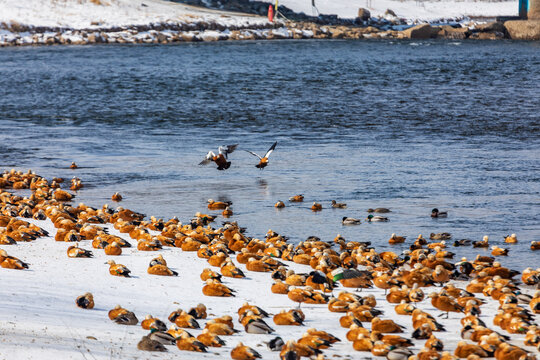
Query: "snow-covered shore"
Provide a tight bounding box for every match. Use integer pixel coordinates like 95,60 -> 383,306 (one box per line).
2,215 -> 539,359
0,0 -> 518,31
0,169 -> 539,359
0,0 -> 270,30
260,0 -> 518,22
0,0 -> 526,46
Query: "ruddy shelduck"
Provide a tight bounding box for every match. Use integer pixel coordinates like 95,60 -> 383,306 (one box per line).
75,292 -> 94,309
199,144 -> 238,170
244,141 -> 277,169
106,260 -> 131,277
202,279 -> 235,297
231,342 -> 261,360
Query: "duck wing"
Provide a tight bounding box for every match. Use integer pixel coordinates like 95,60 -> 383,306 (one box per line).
218,144 -> 238,158
342,268 -> 372,279
244,150 -> 262,160
246,319 -> 274,334
263,141 -> 277,159
199,151 -> 215,165
149,331 -> 176,345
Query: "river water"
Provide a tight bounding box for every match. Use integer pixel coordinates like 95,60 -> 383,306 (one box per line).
0,40 -> 539,268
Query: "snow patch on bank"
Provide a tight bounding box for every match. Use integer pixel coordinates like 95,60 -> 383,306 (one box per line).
259,0 -> 518,21
0,215 -> 538,359
0,0 -> 269,30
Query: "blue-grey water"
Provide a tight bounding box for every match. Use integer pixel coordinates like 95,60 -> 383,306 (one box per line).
1,40 -> 539,269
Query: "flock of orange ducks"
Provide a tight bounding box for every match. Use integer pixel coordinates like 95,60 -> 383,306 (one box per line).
0,167 -> 539,360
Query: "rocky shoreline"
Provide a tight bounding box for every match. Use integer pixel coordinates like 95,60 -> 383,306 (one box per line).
1,6 -> 539,46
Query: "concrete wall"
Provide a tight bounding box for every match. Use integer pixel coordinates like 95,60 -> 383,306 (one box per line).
530,0 -> 540,19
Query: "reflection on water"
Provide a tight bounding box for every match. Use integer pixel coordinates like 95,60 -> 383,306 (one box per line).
0,40 -> 538,268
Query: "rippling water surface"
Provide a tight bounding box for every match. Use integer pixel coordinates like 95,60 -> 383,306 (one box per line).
0,40 -> 539,268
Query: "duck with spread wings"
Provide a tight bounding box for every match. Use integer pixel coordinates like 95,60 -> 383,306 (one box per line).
245,141 -> 277,169
199,144 -> 238,170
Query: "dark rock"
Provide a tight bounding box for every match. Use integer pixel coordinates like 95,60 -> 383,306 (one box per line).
475,21 -> 505,33
385,9 -> 397,17
402,24 -> 432,39
437,25 -> 468,39
157,33 -> 168,43
357,8 -> 371,21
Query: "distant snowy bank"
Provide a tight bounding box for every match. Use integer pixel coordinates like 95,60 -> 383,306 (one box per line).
0,0 -> 536,45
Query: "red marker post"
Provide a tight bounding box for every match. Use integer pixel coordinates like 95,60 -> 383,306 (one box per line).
268,4 -> 274,22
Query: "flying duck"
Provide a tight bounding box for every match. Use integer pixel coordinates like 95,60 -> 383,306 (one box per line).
245,141 -> 277,169
199,144 -> 238,170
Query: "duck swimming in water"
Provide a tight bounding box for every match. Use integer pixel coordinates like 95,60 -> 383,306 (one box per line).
431,208 -> 448,218
342,217 -> 361,225
331,200 -> 347,209
366,214 -> 389,222
199,144 -> 238,170
367,208 -> 391,213
289,194 -> 304,202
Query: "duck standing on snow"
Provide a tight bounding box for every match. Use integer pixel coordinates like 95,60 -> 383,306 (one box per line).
106,260 -> 131,277
0,250 -> 29,269
199,144 -> 238,170
109,305 -> 138,325
67,245 -> 93,258
137,335 -> 167,352
148,263 -> 178,276
197,328 -> 226,347
244,141 -> 277,169
148,329 -> 176,345
231,342 -> 261,360
267,336 -> 285,351
75,293 -> 94,309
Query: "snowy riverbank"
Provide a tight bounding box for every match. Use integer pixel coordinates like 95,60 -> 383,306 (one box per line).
0,0 -> 530,46
0,168 -> 539,359
1,212 -> 539,359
